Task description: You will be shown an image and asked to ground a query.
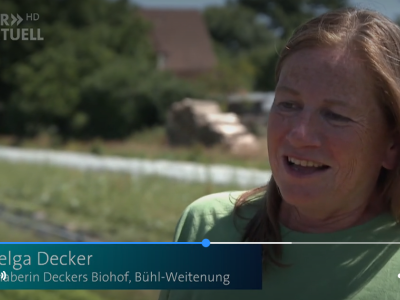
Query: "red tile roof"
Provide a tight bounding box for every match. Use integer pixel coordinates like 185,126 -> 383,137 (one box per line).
140,9 -> 217,76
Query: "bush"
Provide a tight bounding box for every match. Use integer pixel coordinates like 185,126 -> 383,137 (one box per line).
78,59 -> 202,138
1,0 -> 203,139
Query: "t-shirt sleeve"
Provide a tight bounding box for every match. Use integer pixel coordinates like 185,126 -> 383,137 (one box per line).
173,191 -> 245,242
173,204 -> 200,242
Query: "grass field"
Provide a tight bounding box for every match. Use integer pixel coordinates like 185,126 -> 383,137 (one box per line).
0,126 -> 271,170
0,160 -> 253,300
0,161 -> 246,242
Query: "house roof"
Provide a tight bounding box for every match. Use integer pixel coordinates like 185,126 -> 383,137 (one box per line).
140,9 -> 217,74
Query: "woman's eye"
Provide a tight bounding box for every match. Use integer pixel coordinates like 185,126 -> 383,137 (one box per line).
324,110 -> 350,122
277,102 -> 298,111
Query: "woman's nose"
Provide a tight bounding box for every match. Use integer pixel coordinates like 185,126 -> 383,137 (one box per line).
285,114 -> 321,148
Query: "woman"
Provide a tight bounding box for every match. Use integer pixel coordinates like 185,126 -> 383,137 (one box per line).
159,7 -> 400,300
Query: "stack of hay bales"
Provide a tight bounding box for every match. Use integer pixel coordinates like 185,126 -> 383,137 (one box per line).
166,98 -> 260,155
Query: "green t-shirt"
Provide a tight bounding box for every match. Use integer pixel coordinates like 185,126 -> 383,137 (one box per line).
159,191 -> 400,300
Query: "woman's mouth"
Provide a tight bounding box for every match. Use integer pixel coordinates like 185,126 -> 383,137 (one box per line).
284,156 -> 330,176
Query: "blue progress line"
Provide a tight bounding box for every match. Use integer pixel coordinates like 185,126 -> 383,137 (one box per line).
0,239 -> 213,247
0,242 -> 201,244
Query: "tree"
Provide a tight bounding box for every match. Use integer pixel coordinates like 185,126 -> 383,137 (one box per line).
204,3 -> 276,55
396,15 -> 400,27
78,58 -> 202,138
203,3 -> 278,92
203,0 -> 349,91
238,0 -> 348,38
0,0 -> 201,138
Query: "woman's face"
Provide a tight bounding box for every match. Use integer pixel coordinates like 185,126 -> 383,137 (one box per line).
268,47 -> 396,216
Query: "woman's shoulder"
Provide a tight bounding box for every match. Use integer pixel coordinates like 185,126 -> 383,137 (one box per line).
184,191 -> 245,216
173,191 -> 262,242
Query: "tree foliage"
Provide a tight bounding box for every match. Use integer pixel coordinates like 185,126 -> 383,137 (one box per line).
204,0 -> 349,91
238,0 -> 348,38
1,0 -> 355,138
203,3 -> 278,92
0,0 -> 201,139
204,4 -> 276,54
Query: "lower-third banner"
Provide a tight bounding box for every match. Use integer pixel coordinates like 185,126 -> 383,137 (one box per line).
0,243 -> 262,290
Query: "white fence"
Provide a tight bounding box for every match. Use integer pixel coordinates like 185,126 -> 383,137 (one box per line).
0,146 -> 272,188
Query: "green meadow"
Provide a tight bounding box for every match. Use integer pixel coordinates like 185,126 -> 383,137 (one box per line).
0,160 -> 251,300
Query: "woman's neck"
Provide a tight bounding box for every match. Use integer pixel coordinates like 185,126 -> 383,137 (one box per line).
279,197 -> 388,233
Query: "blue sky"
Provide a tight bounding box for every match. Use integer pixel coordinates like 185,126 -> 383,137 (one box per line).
132,0 -> 400,21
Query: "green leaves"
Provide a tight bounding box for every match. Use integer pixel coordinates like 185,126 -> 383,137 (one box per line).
239,0 -> 348,38
77,57 -> 201,138
203,0 -> 350,91
1,0 -> 199,139
204,4 -> 276,54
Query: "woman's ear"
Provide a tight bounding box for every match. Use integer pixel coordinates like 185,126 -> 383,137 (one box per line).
382,132 -> 400,170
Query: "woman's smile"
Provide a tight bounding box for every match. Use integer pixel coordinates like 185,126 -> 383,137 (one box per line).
283,155 -> 330,177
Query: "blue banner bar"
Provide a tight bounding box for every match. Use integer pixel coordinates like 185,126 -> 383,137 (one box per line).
0,244 -> 262,290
